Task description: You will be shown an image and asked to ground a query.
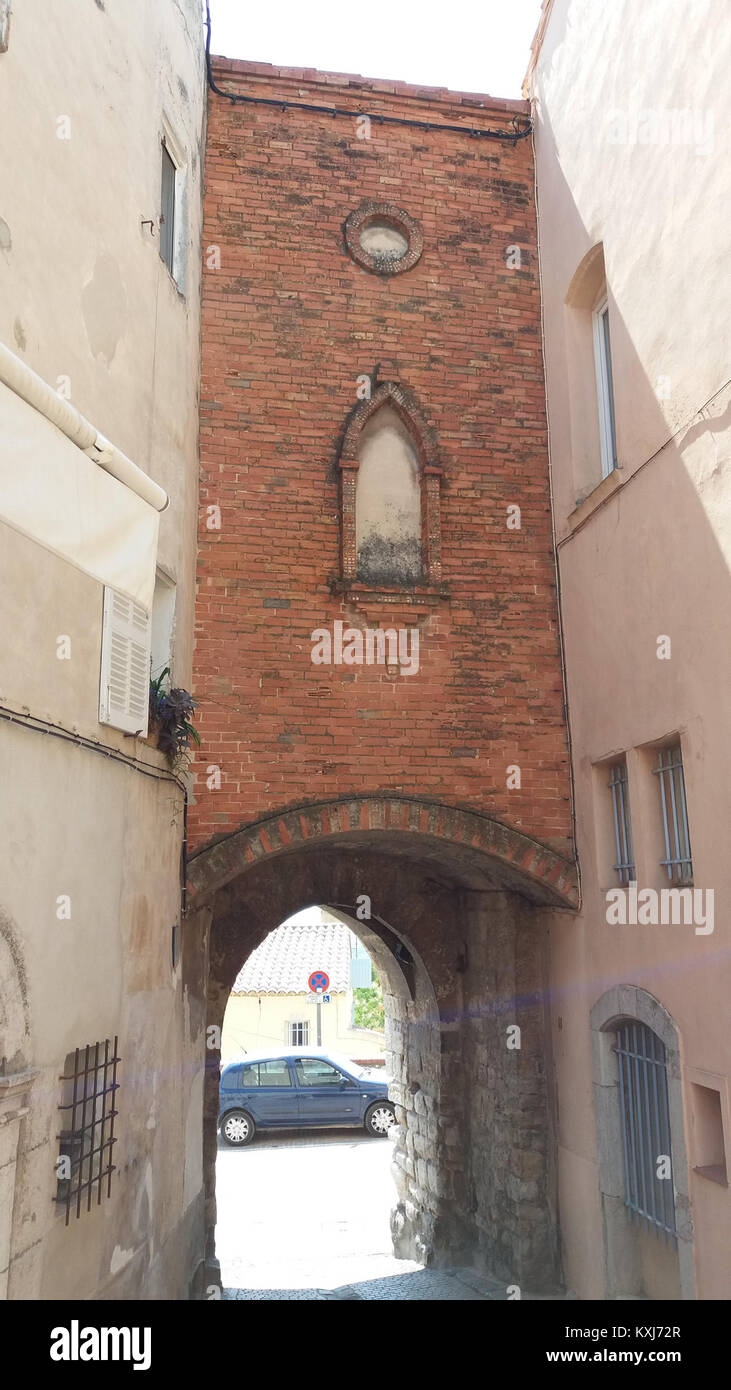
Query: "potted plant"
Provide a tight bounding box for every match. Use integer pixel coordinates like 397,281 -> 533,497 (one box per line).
148,668 -> 200,768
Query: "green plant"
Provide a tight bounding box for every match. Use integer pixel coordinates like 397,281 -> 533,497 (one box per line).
149,667 -> 200,766
353,974 -> 385,1032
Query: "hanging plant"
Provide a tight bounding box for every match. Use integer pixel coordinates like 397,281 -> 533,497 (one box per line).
149,668 -> 200,767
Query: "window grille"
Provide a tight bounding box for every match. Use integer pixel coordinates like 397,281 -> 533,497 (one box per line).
614,1022 -> 676,1242
608,761 -> 635,883
56,1038 -> 119,1225
653,746 -> 693,882
289,1021 -> 309,1047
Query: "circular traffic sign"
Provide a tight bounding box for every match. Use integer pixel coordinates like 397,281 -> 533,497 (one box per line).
308,970 -> 330,993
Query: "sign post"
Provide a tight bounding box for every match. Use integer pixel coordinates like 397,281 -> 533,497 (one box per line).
308,971 -> 330,1047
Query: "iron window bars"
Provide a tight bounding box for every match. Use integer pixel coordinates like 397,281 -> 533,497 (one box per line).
608,761 -> 635,883
614,1022 -> 677,1243
653,746 -> 693,882
56,1037 -> 119,1225
289,1021 -> 309,1047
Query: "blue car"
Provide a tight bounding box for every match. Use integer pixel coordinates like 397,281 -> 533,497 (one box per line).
218,1049 -> 396,1146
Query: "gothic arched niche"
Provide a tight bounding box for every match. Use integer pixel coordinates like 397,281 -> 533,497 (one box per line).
355,405 -> 423,585
337,381 -> 444,591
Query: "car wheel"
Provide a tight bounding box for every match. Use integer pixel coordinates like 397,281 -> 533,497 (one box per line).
220,1109 -> 256,1147
365,1101 -> 395,1137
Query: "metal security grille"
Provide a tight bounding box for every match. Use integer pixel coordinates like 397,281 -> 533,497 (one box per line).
56,1038 -> 120,1225
608,761 -> 635,882
289,1021 -> 309,1047
653,747 -> 693,882
615,1022 -> 676,1242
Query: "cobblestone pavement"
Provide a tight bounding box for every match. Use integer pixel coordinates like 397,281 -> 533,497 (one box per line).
216,1128 -> 507,1302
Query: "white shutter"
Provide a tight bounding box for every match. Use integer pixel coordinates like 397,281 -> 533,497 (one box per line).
99,586 -> 151,735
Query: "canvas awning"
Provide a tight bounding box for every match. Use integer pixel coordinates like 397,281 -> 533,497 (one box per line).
0,344 -> 166,611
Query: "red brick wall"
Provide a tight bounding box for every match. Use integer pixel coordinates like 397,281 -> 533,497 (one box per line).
191,59 -> 572,855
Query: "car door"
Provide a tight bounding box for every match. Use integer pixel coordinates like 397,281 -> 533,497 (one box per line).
293,1057 -> 360,1126
242,1058 -> 298,1126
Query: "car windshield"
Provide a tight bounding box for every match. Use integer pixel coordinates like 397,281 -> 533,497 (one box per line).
326,1052 -> 387,1082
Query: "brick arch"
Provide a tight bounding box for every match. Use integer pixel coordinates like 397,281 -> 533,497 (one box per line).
186,794 -> 579,908
339,380 -> 441,473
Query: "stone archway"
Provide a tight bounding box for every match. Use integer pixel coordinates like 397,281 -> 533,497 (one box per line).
186,795 -> 578,1296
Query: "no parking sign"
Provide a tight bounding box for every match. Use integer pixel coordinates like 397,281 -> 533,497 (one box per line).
308,970 -> 330,993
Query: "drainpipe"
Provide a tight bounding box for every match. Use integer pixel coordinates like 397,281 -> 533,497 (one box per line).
0,340 -> 169,512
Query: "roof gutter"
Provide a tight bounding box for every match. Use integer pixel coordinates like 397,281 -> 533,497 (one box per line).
0,340 -> 169,513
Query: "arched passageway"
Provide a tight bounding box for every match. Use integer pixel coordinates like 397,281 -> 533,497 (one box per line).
186,796 -> 578,1296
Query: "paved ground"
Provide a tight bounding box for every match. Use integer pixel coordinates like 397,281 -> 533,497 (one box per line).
216,1127 -> 506,1301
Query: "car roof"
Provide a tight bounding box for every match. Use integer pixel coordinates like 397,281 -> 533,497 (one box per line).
222,1048 -> 346,1067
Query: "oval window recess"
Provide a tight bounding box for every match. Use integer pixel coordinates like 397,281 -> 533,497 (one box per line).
359,221 -> 409,260
345,204 -> 423,276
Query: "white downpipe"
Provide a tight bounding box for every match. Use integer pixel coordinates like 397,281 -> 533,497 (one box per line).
0,340 -> 169,512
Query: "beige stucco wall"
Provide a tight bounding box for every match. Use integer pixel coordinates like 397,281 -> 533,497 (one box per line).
0,0 -> 206,1300
222,993 -> 387,1064
0,0 -> 204,682
530,0 -> 731,1299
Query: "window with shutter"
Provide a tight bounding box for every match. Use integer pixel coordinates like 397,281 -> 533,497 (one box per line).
160,142 -> 176,277
99,587 -> 151,735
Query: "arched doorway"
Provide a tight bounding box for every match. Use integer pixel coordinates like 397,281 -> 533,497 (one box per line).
186,795 -> 578,1296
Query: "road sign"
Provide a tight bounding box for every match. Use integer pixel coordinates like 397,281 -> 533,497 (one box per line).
322,994 -> 330,1003
308,970 -> 330,993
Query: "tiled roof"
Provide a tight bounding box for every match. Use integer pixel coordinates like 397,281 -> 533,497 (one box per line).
231,914 -> 354,995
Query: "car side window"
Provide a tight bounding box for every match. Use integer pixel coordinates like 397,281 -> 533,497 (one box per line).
257,1059 -> 292,1087
238,1064 -> 260,1089
295,1059 -> 345,1087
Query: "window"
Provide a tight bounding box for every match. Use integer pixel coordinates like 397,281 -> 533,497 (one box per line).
238,1064 -> 260,1089
691,1083 -> 727,1185
56,1038 -> 120,1225
653,746 -> 693,882
237,1060 -> 293,1088
614,1022 -> 676,1242
99,586 -> 151,735
150,570 -> 176,680
294,1058 -> 344,1087
289,1021 -> 309,1047
257,1060 -> 292,1087
608,760 -> 635,883
160,142 -> 176,276
593,292 -> 618,477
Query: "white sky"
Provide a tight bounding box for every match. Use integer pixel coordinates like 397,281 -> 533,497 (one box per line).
208,0 -> 543,100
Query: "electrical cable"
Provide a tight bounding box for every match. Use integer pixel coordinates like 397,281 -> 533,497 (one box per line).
204,1 -> 531,146
0,701 -> 190,902
0,702 -> 187,793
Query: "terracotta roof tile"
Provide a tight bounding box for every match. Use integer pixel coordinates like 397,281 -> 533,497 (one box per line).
231,915 -> 354,995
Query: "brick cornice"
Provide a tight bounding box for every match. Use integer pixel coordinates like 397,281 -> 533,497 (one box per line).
210,56 -> 531,122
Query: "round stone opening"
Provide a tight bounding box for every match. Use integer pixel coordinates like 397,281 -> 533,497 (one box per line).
345,203 -> 423,275
359,220 -> 409,260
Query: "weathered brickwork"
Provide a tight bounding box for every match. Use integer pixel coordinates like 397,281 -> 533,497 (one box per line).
191,59 -> 572,859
